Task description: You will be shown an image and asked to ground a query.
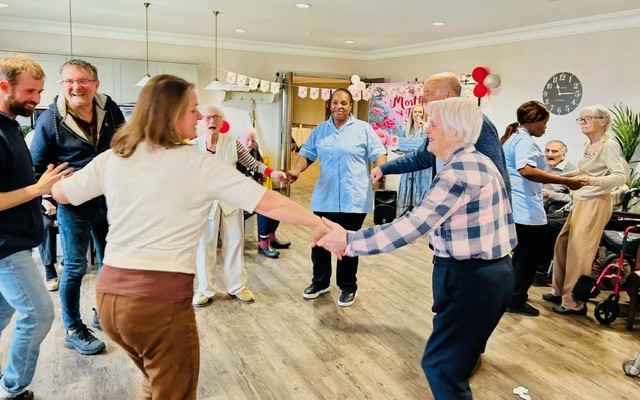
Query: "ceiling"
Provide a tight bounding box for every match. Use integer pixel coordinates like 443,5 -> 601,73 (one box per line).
1,0 -> 639,58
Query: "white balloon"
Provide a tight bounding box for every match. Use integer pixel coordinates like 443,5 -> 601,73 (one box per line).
350,74 -> 361,84
356,81 -> 366,90
348,84 -> 356,94
483,74 -> 501,89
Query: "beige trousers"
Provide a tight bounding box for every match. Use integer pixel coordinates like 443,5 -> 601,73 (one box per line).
552,194 -> 611,309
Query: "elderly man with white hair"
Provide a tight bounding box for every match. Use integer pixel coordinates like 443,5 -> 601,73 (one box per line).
190,105 -> 287,306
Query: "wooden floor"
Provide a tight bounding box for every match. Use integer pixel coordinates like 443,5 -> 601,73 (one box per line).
4,157 -> 640,399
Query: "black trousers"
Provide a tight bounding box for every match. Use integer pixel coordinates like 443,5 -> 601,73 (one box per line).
511,223 -> 548,305
310,212 -> 366,292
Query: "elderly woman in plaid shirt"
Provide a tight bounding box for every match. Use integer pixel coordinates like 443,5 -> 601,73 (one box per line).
318,97 -> 517,400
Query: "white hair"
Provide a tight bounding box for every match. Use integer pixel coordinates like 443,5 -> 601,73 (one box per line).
425,97 -> 482,145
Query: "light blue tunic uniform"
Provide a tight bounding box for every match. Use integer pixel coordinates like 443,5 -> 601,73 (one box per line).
299,114 -> 386,213
502,127 -> 546,226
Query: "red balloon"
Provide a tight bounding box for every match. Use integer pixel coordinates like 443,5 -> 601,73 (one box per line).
471,66 -> 489,83
219,120 -> 230,134
473,84 -> 488,98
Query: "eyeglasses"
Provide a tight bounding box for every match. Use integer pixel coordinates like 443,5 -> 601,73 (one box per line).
576,116 -> 604,124
202,115 -> 223,121
60,79 -> 97,86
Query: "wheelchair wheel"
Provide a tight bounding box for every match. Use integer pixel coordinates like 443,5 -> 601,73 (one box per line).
595,299 -> 620,325
622,359 -> 640,377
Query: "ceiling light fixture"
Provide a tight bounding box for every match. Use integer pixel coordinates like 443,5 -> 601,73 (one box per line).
0,3 -> 9,7
432,21 -> 446,26
235,28 -> 246,33
204,11 -> 225,91
296,3 -> 311,9
134,2 -> 152,87
345,40 -> 355,44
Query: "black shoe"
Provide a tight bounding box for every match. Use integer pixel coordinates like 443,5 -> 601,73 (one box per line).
303,284 -> 330,299
271,238 -> 291,249
506,302 -> 540,316
258,245 -> 280,258
338,290 -> 357,307
91,307 -> 102,331
542,293 -> 562,305
1,389 -> 34,400
552,305 -> 587,315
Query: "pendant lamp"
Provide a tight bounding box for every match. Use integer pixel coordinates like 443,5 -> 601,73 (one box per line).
204,11 -> 225,91
68,0 -> 74,57
135,2 -> 152,87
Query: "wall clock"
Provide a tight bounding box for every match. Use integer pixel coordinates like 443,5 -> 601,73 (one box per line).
542,72 -> 583,115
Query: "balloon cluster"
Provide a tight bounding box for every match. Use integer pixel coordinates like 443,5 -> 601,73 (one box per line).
471,66 -> 501,98
348,74 -> 366,93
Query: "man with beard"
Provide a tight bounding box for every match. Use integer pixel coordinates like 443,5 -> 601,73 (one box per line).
0,55 -> 72,400
30,59 -> 125,356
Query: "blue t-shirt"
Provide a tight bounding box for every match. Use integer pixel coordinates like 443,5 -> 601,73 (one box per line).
502,127 -> 546,225
299,115 -> 386,213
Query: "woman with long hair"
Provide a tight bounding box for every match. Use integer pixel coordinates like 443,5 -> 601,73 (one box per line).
52,74 -> 326,399
397,103 -> 431,214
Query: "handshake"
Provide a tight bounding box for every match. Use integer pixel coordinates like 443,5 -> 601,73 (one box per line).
269,170 -> 302,186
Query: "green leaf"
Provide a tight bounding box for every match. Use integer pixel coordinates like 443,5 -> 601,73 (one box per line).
610,103 -> 640,163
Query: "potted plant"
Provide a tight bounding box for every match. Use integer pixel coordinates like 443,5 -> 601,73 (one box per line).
610,103 -> 640,187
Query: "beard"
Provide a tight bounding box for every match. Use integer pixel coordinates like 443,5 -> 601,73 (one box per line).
6,93 -> 37,117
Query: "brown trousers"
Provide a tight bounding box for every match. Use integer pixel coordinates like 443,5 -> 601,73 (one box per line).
97,292 -> 200,400
552,194 -> 612,309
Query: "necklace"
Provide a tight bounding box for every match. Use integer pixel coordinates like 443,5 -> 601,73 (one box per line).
583,136 -> 606,158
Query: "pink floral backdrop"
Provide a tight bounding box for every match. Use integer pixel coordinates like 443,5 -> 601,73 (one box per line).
368,82 -> 424,148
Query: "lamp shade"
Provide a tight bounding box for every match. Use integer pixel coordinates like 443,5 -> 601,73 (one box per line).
134,73 -> 151,87
204,79 -> 225,91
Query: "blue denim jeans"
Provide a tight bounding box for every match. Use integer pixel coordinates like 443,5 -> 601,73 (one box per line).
57,199 -> 108,331
0,250 -> 54,395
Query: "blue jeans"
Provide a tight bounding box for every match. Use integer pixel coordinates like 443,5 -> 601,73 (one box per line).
0,251 -> 54,395
57,200 -> 108,330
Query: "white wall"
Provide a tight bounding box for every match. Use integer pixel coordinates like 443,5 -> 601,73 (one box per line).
4,25 -> 639,167
368,27 -> 640,166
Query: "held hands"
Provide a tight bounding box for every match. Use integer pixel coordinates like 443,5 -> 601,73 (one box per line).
35,163 -> 74,195
285,170 -> 299,185
566,176 -> 589,190
370,166 -> 383,183
269,170 -> 289,185
316,217 -> 348,260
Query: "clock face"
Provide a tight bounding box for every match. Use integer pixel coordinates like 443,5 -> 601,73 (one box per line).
542,72 -> 583,115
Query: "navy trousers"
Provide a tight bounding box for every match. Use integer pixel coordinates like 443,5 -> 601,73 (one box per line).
422,256 -> 514,399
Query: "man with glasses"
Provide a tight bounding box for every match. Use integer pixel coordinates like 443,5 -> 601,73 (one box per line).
30,59 -> 125,356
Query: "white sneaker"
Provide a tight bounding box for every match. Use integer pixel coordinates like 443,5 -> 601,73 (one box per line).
45,278 -> 59,292
192,292 -> 213,307
229,287 -> 255,303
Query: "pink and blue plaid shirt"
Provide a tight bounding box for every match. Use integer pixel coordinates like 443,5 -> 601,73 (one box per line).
345,146 -> 516,261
